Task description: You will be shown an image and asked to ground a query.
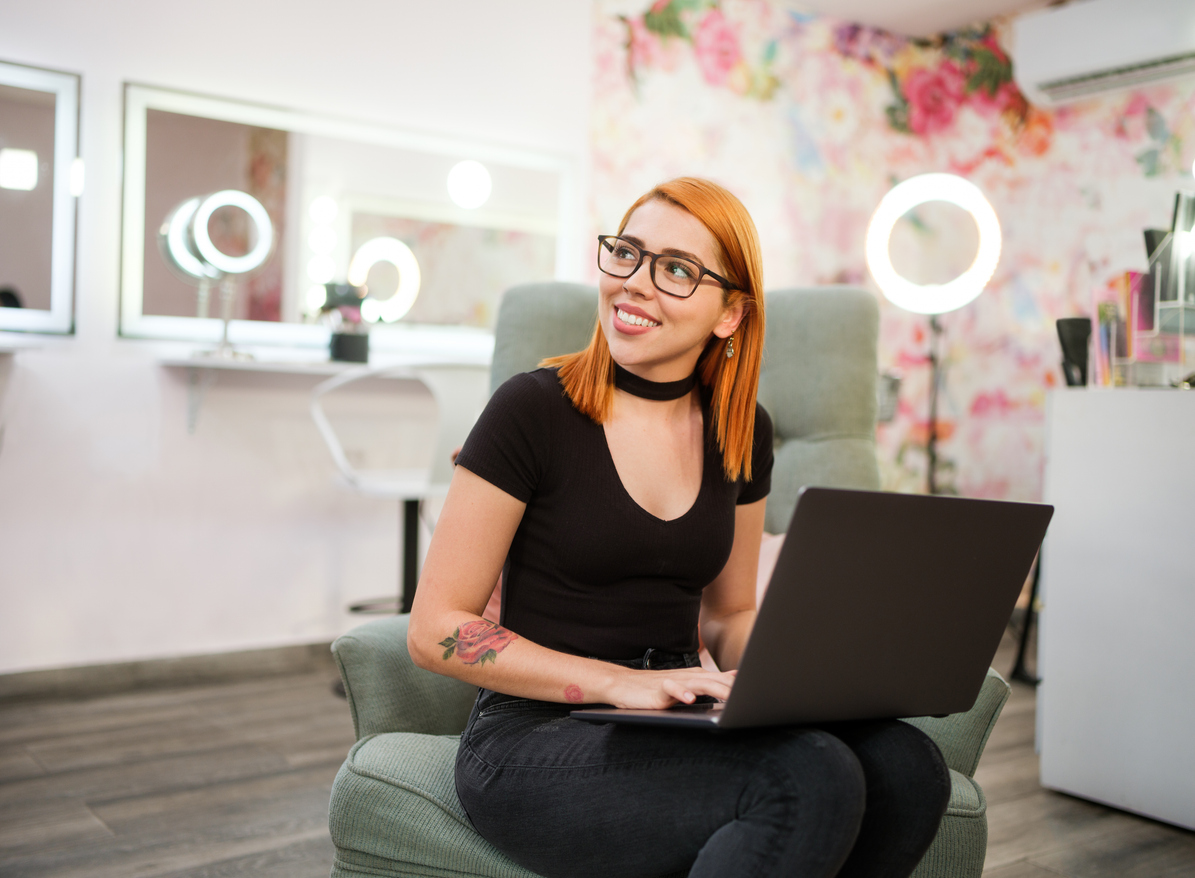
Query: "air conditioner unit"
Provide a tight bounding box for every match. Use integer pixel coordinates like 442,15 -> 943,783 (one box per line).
1012,0 -> 1195,104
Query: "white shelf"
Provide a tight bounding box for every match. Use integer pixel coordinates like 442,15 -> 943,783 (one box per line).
157,346 -> 491,434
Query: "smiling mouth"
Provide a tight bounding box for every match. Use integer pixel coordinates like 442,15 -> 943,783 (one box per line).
616,307 -> 660,328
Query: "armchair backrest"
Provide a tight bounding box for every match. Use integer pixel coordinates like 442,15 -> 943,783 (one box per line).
759,288 -> 881,534
490,282 -> 599,394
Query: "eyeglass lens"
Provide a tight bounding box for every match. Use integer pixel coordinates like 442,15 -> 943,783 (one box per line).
599,237 -> 702,297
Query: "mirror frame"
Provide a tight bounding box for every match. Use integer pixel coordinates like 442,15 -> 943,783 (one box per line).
0,60 -> 80,335
120,84 -> 581,358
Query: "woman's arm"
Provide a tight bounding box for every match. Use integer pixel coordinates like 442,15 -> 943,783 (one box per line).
408,465 -> 738,707
699,498 -> 766,670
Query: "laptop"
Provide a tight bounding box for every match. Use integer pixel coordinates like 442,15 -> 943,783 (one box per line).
571,486 -> 1053,730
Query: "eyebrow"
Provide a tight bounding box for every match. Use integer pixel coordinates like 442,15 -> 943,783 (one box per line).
620,235 -> 706,267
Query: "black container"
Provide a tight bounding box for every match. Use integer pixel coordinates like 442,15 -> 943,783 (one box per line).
1056,317 -> 1091,387
330,332 -> 369,363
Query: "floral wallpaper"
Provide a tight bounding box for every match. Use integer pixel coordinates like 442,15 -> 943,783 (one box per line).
592,0 -> 1195,500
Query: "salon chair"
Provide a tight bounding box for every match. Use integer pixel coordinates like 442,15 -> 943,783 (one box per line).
311,364 -> 489,613
327,285 -> 1009,878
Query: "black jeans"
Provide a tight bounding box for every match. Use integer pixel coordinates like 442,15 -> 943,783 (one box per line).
455,651 -> 951,878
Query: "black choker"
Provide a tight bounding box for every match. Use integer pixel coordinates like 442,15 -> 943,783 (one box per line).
613,363 -> 697,401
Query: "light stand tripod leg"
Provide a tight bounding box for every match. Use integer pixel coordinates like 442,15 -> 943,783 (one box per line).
927,316 -> 942,495
1010,549 -> 1042,685
401,499 -> 419,614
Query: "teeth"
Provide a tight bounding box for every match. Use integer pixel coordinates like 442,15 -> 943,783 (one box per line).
617,308 -> 660,327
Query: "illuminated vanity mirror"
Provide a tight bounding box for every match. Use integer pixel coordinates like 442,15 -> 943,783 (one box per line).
0,60 -> 80,334
120,85 -> 575,356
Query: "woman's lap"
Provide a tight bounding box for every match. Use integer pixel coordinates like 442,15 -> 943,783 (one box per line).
455,693 -> 947,878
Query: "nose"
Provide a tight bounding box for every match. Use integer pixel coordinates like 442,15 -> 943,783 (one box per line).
622,257 -> 656,298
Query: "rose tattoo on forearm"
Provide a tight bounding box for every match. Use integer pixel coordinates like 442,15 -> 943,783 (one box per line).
439,620 -> 518,665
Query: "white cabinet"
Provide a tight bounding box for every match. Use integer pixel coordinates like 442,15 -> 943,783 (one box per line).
1039,389 -> 1195,831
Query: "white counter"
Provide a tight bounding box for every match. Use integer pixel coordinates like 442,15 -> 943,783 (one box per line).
1039,389 -> 1195,830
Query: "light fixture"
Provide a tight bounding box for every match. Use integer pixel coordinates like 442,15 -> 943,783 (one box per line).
161,197 -> 221,282
308,225 -> 336,255
309,195 -> 338,225
865,173 -> 1002,494
157,190 -> 275,357
192,189 -> 274,275
348,237 -> 421,323
70,158 -> 85,197
306,284 -> 330,312
446,160 -> 492,209
866,173 -> 1001,316
0,148 -> 38,191
307,254 -> 336,285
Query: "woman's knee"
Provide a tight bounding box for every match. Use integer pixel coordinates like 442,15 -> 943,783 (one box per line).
838,720 -> 951,816
749,729 -> 868,827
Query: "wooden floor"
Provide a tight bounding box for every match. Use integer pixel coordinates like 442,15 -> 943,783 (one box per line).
1,630 -> 1192,877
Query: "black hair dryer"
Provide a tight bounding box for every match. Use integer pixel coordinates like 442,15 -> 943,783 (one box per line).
1056,317 -> 1091,387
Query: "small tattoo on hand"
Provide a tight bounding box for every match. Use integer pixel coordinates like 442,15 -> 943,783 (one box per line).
564,684 -> 584,703
438,620 -> 518,665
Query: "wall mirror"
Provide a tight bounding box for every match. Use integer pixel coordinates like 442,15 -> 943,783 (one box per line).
120,84 -> 579,358
0,60 -> 80,335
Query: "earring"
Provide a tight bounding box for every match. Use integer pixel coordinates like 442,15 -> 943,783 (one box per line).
725,335 -> 735,358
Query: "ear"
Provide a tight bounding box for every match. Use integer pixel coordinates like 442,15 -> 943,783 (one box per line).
712,299 -> 745,340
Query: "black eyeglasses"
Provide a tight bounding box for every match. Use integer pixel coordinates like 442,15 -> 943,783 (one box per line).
596,235 -> 735,299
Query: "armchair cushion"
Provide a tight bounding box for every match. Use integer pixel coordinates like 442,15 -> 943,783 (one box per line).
330,733 -> 542,878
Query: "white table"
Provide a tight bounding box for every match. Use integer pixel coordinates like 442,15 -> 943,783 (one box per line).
1039,389 -> 1195,830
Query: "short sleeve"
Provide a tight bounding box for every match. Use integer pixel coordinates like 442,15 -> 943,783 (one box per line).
454,371 -> 554,503
737,403 -> 774,505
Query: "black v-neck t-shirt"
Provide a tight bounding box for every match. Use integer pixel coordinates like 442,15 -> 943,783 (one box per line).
455,367 -> 773,660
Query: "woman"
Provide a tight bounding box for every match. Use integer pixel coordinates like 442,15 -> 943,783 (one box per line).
408,178 -> 949,878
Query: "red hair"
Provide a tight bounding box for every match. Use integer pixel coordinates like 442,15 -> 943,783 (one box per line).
542,177 -> 765,481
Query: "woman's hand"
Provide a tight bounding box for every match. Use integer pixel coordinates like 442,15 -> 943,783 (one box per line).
605,667 -> 738,709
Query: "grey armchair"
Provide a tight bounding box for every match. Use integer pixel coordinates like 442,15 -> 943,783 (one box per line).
326,284 -> 1009,878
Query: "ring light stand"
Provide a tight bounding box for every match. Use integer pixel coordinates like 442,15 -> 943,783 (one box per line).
865,173 -> 1002,494
865,174 -> 1037,682
160,190 -> 274,358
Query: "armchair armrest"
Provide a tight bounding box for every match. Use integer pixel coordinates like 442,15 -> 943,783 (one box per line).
902,667 -> 1011,777
332,614 -> 478,740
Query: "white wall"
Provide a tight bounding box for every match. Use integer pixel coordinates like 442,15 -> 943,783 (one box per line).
0,0 -> 593,674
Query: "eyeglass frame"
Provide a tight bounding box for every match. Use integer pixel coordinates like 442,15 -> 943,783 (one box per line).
596,235 -> 737,299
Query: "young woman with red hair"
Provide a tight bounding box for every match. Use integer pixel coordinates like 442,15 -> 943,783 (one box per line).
408,178 -> 949,878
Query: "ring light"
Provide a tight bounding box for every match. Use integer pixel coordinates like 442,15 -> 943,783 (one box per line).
349,237 -> 421,323
192,189 -> 274,275
161,197 -> 221,280
446,160 -> 492,209
865,173 -> 1001,315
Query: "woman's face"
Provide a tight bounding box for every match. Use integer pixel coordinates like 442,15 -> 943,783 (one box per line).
598,199 -> 743,383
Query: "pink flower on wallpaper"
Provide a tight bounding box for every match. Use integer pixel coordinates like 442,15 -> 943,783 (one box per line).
970,80 -> 1016,116
649,0 -> 670,12
970,390 -> 1022,418
904,62 -> 965,135
833,23 -> 903,65
693,9 -> 742,87
628,16 -> 665,71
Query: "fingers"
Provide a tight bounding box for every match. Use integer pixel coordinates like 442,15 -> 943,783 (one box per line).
611,667 -> 737,709
659,670 -> 735,705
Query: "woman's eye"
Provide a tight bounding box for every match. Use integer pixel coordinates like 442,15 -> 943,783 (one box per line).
614,246 -> 638,260
664,260 -> 696,280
